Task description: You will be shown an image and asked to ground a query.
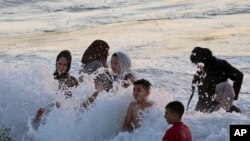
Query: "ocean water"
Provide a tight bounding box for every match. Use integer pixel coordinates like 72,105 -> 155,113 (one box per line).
0,0 -> 250,141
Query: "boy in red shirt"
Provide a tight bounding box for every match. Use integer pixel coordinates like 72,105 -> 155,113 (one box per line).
163,101 -> 192,141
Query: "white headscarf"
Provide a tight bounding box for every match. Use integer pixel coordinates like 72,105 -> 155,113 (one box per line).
113,52 -> 131,80
214,82 -> 235,111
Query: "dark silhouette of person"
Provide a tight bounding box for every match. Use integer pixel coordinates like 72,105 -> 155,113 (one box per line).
190,47 -> 243,113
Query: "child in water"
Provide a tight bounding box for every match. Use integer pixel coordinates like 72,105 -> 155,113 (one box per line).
163,101 -> 192,141
122,79 -> 152,132
214,82 -> 235,112
53,50 -> 78,98
32,50 -> 78,130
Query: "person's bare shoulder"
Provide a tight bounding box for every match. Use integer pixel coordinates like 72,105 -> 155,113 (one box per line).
129,101 -> 137,108
129,101 -> 137,107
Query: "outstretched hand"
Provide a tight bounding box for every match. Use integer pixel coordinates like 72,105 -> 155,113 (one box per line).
95,81 -> 104,92
123,73 -> 135,88
82,81 -> 103,108
82,91 -> 99,108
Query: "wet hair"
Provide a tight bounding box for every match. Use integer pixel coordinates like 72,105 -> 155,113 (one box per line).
165,101 -> 185,119
53,50 -> 72,79
81,40 -> 110,65
56,50 -> 72,72
133,79 -> 151,90
112,53 -> 118,57
190,47 -> 213,64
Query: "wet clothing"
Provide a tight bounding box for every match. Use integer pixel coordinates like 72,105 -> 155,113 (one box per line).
112,52 -> 132,79
95,70 -> 113,92
112,52 -> 135,89
191,47 -> 243,112
214,82 -> 235,111
79,60 -> 113,92
53,50 -> 78,98
57,73 -> 79,98
192,70 -> 206,111
162,122 -> 192,141
202,57 -> 243,100
32,50 -> 78,130
79,40 -> 112,92
0,125 -> 11,141
79,60 -> 103,75
32,74 -> 78,130
196,57 -> 243,112
112,72 -> 135,90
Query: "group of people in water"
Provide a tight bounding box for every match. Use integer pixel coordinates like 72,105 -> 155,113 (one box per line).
31,39 -> 243,141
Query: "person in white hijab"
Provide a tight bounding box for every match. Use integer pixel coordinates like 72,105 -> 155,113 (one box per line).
111,52 -> 135,88
82,52 -> 134,108
214,82 -> 235,111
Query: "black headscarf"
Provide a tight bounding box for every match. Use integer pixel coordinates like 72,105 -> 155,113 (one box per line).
53,50 -> 72,80
190,47 -> 213,65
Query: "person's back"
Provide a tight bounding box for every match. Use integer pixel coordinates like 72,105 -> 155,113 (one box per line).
202,58 -> 241,97
163,101 -> 191,141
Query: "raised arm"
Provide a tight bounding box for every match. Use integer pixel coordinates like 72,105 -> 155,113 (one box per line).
82,81 -> 103,108
123,73 -> 135,88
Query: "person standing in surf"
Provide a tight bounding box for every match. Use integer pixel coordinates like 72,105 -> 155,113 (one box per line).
32,50 -> 78,130
190,47 -> 243,113
162,101 -> 192,141
80,40 -> 113,108
53,50 -> 79,98
122,79 -> 153,132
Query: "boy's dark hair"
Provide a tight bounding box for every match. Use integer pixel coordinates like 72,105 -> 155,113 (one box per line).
165,101 -> 185,119
133,79 -> 151,90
